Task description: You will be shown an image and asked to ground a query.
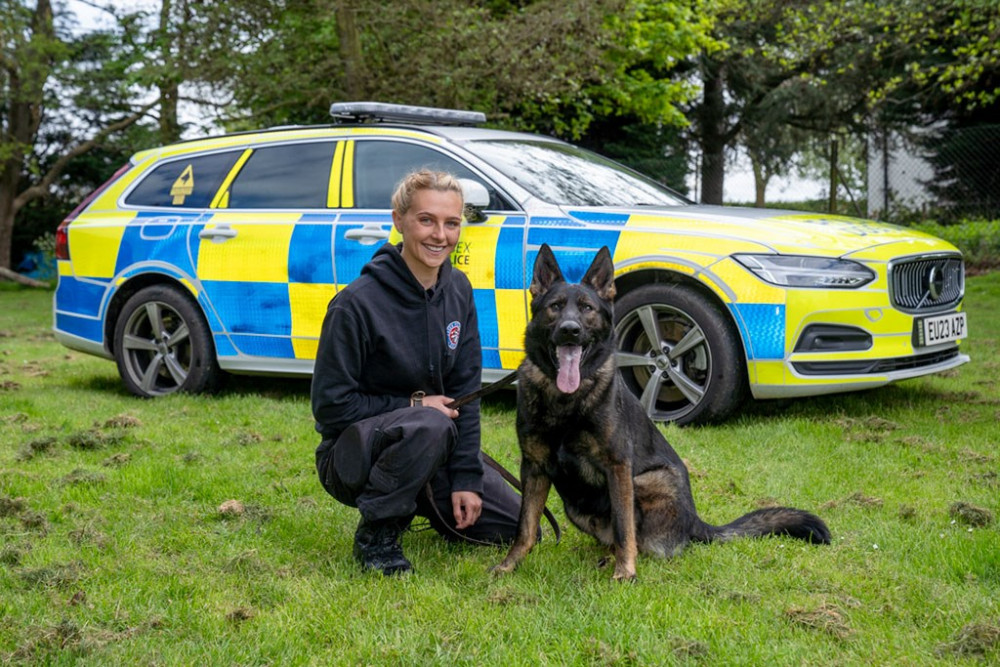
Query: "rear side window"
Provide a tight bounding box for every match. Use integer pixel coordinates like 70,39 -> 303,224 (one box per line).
125,151 -> 241,208
228,142 -> 336,209
352,140 -> 511,210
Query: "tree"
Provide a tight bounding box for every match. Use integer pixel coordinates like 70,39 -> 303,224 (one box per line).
683,1 -> 878,205
680,0 -> 1000,206
1,0 -> 157,273
207,0 -> 714,141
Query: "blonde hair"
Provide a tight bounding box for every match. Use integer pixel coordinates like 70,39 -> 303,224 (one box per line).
391,170 -> 464,216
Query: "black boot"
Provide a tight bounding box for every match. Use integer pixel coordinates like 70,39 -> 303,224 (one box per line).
353,517 -> 412,575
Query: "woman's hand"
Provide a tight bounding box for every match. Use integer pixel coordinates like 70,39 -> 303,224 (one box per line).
420,394 -> 459,419
451,491 -> 482,529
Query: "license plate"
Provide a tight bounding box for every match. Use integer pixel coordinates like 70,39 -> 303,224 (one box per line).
916,312 -> 968,347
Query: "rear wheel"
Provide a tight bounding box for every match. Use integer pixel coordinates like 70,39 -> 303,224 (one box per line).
113,285 -> 223,397
614,283 -> 747,425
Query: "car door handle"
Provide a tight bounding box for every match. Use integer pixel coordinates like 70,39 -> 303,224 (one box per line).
344,226 -> 390,245
198,226 -> 238,242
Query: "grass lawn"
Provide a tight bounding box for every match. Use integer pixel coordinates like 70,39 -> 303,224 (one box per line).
1,275 -> 998,665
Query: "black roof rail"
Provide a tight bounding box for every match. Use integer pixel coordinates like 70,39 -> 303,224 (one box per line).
329,101 -> 486,126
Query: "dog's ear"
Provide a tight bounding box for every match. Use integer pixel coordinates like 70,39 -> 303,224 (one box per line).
530,244 -> 565,298
582,246 -> 616,301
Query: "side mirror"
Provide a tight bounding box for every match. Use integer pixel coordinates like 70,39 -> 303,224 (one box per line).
458,178 -> 490,223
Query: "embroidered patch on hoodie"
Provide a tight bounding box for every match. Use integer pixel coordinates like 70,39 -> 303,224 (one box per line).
446,321 -> 461,350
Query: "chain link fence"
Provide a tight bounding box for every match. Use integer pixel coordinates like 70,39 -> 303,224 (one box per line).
867,124 -> 1000,224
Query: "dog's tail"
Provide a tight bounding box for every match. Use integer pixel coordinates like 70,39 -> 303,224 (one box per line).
696,507 -> 831,545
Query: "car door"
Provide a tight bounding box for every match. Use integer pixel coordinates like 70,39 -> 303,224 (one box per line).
344,137 -> 528,371
193,140 -> 340,367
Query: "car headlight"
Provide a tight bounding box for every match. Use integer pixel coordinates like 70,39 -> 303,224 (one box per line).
733,254 -> 875,288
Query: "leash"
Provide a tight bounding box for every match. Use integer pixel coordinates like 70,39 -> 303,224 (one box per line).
423,370 -> 562,546
444,369 -> 518,410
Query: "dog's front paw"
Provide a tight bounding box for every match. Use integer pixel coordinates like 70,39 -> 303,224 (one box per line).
489,561 -> 516,576
612,570 -> 637,582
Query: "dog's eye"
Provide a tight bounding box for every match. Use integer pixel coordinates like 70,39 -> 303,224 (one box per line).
580,303 -> 594,313
549,303 -> 562,313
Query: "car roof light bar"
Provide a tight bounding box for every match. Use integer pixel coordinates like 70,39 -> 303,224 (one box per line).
329,101 -> 486,126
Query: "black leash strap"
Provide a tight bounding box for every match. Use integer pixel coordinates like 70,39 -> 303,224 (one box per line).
444,369 -> 519,410
424,370 -> 562,546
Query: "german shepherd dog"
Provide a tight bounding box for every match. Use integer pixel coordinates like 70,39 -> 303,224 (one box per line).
492,244 -> 830,581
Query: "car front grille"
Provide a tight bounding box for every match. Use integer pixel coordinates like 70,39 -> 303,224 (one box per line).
889,255 -> 964,313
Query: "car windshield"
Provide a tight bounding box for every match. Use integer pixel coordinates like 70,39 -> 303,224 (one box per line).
468,139 -> 689,207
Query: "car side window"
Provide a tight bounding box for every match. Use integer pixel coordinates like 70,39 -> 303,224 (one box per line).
227,142 -> 337,209
352,140 -> 513,210
125,151 -> 242,208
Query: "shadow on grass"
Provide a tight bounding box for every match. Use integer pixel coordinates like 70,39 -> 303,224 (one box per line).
67,366 -> 978,425
732,380 -> 983,426
70,366 -> 523,410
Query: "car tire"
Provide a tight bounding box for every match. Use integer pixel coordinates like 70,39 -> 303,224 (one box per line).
113,285 -> 224,397
614,283 -> 747,425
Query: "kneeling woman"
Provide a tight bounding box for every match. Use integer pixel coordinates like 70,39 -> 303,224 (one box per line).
311,170 -> 520,575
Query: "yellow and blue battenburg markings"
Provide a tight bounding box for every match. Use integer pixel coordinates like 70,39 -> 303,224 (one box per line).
463,215 -> 528,369
55,186 -> 787,374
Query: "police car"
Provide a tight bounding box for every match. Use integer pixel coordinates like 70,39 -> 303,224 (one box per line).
53,102 -> 969,425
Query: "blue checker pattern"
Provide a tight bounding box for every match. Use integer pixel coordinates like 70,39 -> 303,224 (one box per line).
289,220 -> 335,283
229,334 -> 295,359
114,211 -> 201,277
495,226 -> 526,290
728,303 -> 786,360
213,334 -> 238,357
526,228 -> 621,284
481,348 -> 501,369
55,311 -> 103,343
334,218 -> 392,284
474,288 -> 498,352
55,276 -> 110,319
529,216 -> 585,228
201,280 -> 291,335
198,292 -> 224,332
566,210 -> 630,226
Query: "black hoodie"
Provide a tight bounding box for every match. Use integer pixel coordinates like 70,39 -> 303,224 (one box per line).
311,242 -> 484,495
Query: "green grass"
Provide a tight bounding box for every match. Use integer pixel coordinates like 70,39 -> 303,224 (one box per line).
2,277 -> 999,665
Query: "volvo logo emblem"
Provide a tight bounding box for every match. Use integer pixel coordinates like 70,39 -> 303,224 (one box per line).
926,265 -> 945,301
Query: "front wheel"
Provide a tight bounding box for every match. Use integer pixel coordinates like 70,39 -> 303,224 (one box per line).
113,285 -> 224,397
614,284 -> 747,425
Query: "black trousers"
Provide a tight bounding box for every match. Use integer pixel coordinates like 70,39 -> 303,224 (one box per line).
316,407 -> 521,545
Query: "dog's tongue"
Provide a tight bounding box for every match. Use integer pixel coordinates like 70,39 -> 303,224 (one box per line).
556,345 -> 583,393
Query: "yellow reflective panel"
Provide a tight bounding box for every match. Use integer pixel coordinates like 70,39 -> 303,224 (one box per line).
451,224 -> 499,290
292,337 -> 319,360
341,141 -> 355,207
68,212 -> 135,278
496,288 -> 528,369
327,142 -> 346,208
289,282 -> 336,347
196,215 -> 295,283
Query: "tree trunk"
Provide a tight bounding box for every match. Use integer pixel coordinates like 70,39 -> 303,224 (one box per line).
0,194 -> 15,271
336,0 -> 364,99
828,135 -> 839,214
158,0 -> 182,143
698,59 -> 726,205
0,266 -> 50,288
0,0 -> 54,270
751,157 -> 768,207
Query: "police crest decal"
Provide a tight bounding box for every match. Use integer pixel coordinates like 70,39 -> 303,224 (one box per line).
446,321 -> 461,350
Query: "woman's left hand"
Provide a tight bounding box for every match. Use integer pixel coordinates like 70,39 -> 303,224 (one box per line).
420,394 -> 460,419
451,490 -> 482,529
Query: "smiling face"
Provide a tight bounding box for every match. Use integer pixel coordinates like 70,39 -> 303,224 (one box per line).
392,188 -> 463,289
